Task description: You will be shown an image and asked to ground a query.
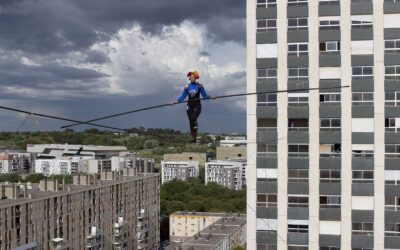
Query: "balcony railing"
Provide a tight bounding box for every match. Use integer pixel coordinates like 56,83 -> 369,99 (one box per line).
288,127 -> 309,132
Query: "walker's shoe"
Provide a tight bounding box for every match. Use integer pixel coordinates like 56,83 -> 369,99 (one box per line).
191,137 -> 197,143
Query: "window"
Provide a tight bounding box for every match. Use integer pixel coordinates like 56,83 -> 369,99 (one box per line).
319,20 -> 340,29
385,65 -> 400,79
352,149 -> 374,157
288,68 -> 308,78
257,144 -> 277,157
320,144 -> 341,157
352,92 -> 373,106
288,43 -> 308,56
257,119 -> 277,131
257,68 -> 277,79
257,194 -> 277,207
257,19 -> 277,32
288,119 -> 308,131
320,247 -> 340,250
352,222 -> 374,236
320,93 -> 341,104
385,144 -> 400,157
257,93 -> 277,106
385,39 -> 400,52
320,41 -> 340,52
257,244 -> 277,250
288,144 -> 309,157
320,169 -> 341,183
320,195 -> 341,208
288,246 -> 308,250
288,93 -> 309,106
352,66 -> 373,78
320,118 -> 341,131
288,169 -> 309,183
385,223 -> 400,236
288,221 -> 309,233
288,0 -> 308,5
288,17 -> 308,30
352,170 -> 374,184
385,196 -> 400,211
257,0 -> 277,8
385,118 -> 400,132
351,20 -> 373,27
351,15 -> 373,28
319,0 -> 340,3
385,92 -> 400,106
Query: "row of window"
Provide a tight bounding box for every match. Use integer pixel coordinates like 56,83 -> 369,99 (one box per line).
257,143 -> 400,157
257,92 -> 400,107
258,195 -> 400,211
257,93 -> 371,106
257,194 -> 340,208
257,66 -> 392,79
259,118 -> 400,132
257,0 -> 376,9
257,17 -> 373,32
258,66 -> 400,79
258,169 -> 376,184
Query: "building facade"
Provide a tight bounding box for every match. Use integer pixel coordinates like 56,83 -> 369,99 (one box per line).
161,161 -> 199,184
0,152 -> 31,174
205,161 -> 244,190
247,0 -> 400,249
35,159 -> 72,176
0,172 -> 160,250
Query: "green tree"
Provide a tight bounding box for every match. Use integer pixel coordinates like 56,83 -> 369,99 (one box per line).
23,174 -> 46,183
144,139 -> 159,149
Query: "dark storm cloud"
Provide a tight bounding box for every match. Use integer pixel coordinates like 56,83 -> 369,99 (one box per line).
85,50 -> 111,64
0,55 -> 108,91
0,0 -> 245,55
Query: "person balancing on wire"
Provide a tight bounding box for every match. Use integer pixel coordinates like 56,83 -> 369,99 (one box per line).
171,70 -> 215,143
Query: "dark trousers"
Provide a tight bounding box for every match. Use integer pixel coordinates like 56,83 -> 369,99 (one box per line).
186,104 -> 201,140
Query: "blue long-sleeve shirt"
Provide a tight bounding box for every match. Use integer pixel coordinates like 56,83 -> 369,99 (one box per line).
177,82 -> 209,103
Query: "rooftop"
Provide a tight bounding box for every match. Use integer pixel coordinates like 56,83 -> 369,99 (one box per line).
167,213 -> 246,249
0,173 -> 159,209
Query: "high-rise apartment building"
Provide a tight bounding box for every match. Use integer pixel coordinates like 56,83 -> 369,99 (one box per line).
247,0 -> 400,249
0,172 -> 160,250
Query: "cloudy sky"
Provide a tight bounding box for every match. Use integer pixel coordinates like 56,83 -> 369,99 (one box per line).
0,0 -> 246,134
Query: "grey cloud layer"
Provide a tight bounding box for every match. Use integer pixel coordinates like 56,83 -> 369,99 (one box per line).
0,0 -> 245,55
0,0 -> 246,132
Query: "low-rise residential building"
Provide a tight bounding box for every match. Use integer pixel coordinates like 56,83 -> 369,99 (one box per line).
35,159 -> 72,176
205,161 -> 243,190
167,212 -> 246,250
161,161 -> 199,184
122,154 -> 155,174
0,171 -> 160,250
0,152 -> 31,174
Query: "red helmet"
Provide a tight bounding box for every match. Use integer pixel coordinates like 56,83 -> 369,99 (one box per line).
187,70 -> 199,79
